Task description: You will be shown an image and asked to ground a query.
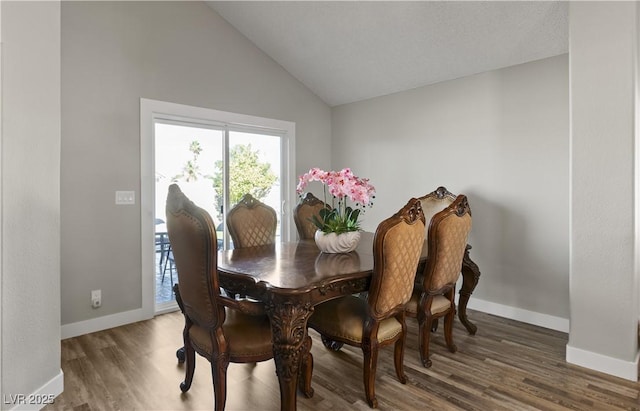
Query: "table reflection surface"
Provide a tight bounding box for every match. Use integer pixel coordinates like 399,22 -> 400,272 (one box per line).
218,234 -> 375,292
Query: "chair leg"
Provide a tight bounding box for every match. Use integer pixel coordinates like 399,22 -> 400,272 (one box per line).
180,338 -> 196,393
176,347 -> 185,363
362,341 -> 379,409
393,322 -> 408,384
418,315 -> 433,368
158,250 -> 164,274
431,318 -> 439,332
173,285 -> 187,364
444,294 -> 458,353
443,310 -> 457,353
162,257 -> 176,285
320,334 -> 344,351
161,261 -> 166,284
162,245 -> 172,284
162,257 -> 170,284
299,335 -> 315,398
211,357 -> 229,411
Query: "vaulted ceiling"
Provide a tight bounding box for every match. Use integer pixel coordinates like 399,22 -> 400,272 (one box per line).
207,1 -> 568,107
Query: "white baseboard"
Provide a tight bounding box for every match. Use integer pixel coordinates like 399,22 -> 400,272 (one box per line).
464,297 -> 638,381
62,297 -> 566,340
61,308 -> 152,339
6,369 -> 63,411
464,297 -> 570,333
566,344 -> 639,381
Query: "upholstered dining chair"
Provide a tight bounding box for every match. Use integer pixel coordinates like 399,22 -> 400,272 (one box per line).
226,193 -> 277,248
405,194 -> 472,368
418,186 -> 457,224
304,198 -> 426,409
416,186 -> 461,327
165,184 -> 273,411
293,192 -> 330,240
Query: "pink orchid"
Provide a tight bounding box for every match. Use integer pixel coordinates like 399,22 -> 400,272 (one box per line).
296,167 -> 376,233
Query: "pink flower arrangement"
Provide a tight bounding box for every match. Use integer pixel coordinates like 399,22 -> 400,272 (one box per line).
297,167 -> 375,233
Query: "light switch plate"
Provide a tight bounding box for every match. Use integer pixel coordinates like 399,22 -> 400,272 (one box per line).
115,190 -> 135,205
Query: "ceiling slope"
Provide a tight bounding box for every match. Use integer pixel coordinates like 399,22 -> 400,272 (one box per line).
208,1 -> 568,107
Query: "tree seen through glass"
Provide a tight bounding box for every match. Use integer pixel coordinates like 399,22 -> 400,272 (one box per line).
171,139 -> 278,222
212,143 -> 278,221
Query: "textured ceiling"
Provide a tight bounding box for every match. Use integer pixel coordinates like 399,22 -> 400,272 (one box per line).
208,1 -> 568,107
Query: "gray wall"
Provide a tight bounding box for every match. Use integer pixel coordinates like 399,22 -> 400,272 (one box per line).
568,1 -> 639,378
61,1 -> 331,325
332,55 -> 570,321
1,0 -> 62,404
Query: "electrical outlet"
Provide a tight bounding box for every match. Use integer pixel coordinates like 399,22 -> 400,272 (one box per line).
91,289 -> 101,309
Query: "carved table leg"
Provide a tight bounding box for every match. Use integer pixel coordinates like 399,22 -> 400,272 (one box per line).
459,244 -> 481,335
265,299 -> 314,411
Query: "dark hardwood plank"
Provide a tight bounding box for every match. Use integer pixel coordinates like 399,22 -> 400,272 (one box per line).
44,310 -> 640,411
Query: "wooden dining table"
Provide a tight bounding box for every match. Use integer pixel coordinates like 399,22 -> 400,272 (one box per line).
203,231 -> 481,411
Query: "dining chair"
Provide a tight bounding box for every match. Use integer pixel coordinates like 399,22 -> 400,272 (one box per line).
293,192 -> 330,240
226,193 -> 277,248
304,198 -> 426,409
161,246 -> 175,286
165,184 -> 273,411
418,186 -> 457,224
405,194 -> 472,368
415,186 -> 462,328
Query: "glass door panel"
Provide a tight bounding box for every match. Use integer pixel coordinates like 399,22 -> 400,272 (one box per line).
154,122 -> 223,306
225,131 -> 282,247
143,99 -> 295,316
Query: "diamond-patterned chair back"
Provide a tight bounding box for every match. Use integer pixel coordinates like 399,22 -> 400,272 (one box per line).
369,199 -> 426,318
166,184 -> 222,329
226,193 -> 278,248
424,195 -> 472,292
293,192 -> 330,240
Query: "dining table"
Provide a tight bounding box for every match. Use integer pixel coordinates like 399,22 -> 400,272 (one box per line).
185,231 -> 481,411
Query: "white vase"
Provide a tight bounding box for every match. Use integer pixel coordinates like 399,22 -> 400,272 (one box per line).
314,230 -> 361,253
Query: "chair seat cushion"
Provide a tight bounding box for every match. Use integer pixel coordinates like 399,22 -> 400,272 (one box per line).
309,295 -> 402,344
405,289 -> 451,316
189,309 -> 273,359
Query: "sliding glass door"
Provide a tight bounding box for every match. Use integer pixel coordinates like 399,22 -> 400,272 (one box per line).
154,123 -> 284,307
141,98 -> 295,315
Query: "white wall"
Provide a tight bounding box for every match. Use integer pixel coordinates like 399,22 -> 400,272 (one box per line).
332,55 -> 570,324
60,2 -> 331,328
1,0 -> 63,405
567,1 -> 639,381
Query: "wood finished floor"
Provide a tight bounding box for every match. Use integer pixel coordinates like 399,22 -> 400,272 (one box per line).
45,310 -> 640,411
